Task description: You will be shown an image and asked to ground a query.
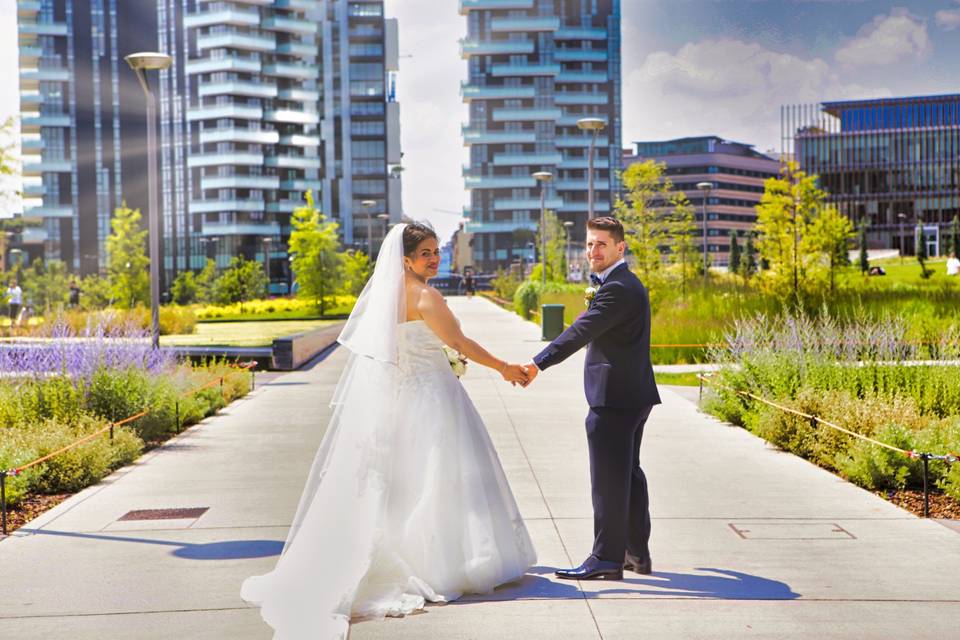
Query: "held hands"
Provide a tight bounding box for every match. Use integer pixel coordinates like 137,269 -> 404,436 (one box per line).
521,363 -> 539,388
499,362 -> 530,386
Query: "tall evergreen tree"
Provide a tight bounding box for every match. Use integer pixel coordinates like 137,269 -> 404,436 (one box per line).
729,232 -> 741,275
742,232 -> 757,278
106,203 -> 150,309
858,218 -> 870,273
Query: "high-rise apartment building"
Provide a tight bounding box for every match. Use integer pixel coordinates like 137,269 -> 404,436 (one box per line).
18,0 -> 158,274
784,94 -> 960,255
460,0 -> 621,272
627,136 -> 779,267
18,0 -> 401,293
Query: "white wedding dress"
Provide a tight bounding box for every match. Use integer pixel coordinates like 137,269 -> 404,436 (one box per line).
241,225 -> 536,640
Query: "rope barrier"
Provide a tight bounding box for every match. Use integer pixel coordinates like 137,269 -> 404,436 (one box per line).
696,372 -> 959,517
1,360 -> 258,535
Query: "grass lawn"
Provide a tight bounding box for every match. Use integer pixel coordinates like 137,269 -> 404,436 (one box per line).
653,371 -> 703,386
160,319 -> 338,347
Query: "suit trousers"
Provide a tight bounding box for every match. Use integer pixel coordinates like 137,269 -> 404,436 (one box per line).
585,405 -> 654,563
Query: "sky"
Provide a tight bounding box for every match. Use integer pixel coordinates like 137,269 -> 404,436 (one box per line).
4,0 -> 960,241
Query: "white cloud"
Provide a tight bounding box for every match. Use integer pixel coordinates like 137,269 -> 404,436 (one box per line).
622,38 -> 889,154
834,8 -> 930,68
935,2 -> 960,31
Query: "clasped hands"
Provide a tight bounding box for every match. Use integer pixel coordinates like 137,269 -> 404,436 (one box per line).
499,362 -> 540,388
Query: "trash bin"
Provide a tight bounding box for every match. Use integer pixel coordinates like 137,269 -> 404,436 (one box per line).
541,304 -> 565,341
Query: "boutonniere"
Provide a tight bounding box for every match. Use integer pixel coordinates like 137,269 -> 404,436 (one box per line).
583,286 -> 597,306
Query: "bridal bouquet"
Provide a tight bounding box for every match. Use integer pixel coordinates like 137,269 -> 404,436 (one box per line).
442,346 -> 468,378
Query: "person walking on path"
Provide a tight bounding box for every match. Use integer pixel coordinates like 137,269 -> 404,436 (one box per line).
523,216 -> 661,581
5,279 -> 22,331
463,269 -> 476,298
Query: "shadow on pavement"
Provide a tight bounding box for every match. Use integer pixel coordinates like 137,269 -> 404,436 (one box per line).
18,528 -> 284,560
589,567 -> 801,600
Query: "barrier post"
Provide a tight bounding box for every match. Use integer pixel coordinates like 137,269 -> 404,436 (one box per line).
251,367 -> 255,391
219,376 -> 224,401
109,422 -> 114,440
921,454 -> 930,518
698,376 -> 703,403
175,400 -> 180,434
1,471 -> 7,536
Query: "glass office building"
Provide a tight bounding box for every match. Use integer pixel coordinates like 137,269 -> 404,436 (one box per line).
461,0 -> 622,272
19,0 -> 402,292
784,94 -> 960,255
628,136 -> 779,267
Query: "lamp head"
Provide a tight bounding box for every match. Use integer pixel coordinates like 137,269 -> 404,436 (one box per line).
696,181 -> 713,191
576,117 -> 606,131
532,171 -> 553,182
124,52 -> 172,71
361,199 -> 377,208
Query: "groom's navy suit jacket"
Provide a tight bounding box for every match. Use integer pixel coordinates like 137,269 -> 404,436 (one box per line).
533,263 -> 661,409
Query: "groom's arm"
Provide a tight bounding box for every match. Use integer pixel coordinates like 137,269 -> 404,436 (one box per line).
531,282 -> 632,371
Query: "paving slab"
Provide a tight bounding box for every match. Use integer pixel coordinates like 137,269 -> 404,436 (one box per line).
0,295 -> 956,639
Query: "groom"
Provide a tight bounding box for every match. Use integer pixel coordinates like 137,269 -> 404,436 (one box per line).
524,216 -> 660,581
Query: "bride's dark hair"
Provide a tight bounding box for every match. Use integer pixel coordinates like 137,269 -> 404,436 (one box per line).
402,222 -> 439,256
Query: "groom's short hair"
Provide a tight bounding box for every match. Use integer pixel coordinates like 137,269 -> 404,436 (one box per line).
587,217 -> 624,243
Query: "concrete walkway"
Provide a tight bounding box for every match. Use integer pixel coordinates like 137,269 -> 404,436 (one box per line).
1,297 -> 958,639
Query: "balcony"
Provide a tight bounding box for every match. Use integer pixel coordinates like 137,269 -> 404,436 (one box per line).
198,0 -> 272,4
187,152 -> 264,168
280,179 -> 324,191
556,71 -> 608,84
555,91 -> 608,106
459,0 -> 534,13
19,22 -> 69,37
199,128 -> 279,145
558,200 -> 611,213
263,62 -> 317,80
262,16 -> 318,35
558,114 -> 608,126
492,152 -> 563,166
266,200 -> 301,213
265,155 -> 321,169
493,197 -> 564,211
183,8 -> 259,29
20,114 -> 71,131
555,135 -> 610,147
21,136 -> 44,149
277,87 -> 320,101
187,104 -> 263,121
490,17 -> 560,32
276,41 -> 317,57
18,1 -> 41,15
22,159 -> 72,175
459,39 -> 534,57
22,182 -> 45,197
201,222 -> 282,237
190,199 -> 266,214
462,129 -> 537,145
264,109 -> 320,125
279,134 -> 321,147
465,175 -> 537,190
464,220 -> 537,234
558,157 -> 610,169
555,179 -> 611,190
461,84 -> 536,101
19,92 -> 44,106
19,67 -> 70,83
200,175 -> 279,190
198,81 -> 277,98
490,63 -> 560,77
492,107 -> 562,122
555,27 -> 607,40
18,45 -> 42,61
196,32 -> 275,53
554,48 -> 608,62
22,204 -> 74,219
186,56 -> 260,75
275,0 -> 319,10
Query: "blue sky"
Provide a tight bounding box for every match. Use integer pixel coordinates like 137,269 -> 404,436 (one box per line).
3,1 -> 960,239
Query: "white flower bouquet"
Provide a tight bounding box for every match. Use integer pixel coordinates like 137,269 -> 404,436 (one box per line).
583,286 -> 597,306
442,345 -> 468,378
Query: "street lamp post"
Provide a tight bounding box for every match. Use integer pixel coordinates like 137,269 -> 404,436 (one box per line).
897,212 -> 907,262
262,237 -> 272,290
696,181 -> 713,278
532,171 -> 553,287
563,219 -> 574,281
361,199 -> 377,256
125,51 -> 172,350
577,117 -> 606,220
376,213 -> 390,257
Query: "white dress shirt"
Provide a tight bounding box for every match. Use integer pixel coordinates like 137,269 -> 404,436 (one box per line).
591,258 -> 626,285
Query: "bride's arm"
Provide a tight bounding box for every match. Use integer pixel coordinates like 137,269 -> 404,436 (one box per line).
418,287 -> 528,384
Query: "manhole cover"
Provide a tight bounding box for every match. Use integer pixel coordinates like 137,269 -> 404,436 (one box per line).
729,522 -> 855,540
119,508 -> 209,521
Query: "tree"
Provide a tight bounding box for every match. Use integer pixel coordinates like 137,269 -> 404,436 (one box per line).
170,270 -> 198,305
668,192 -> 697,295
0,118 -> 19,218
340,249 -> 371,296
288,190 -> 343,314
195,258 -> 218,304
729,232 -> 741,276
858,218 -> 870,274
106,203 -> 150,309
533,210 -> 567,282
79,273 -> 113,310
216,256 -> 268,310
21,258 -> 69,313
807,205 -> 854,296
615,159 -> 674,282
741,232 -> 757,279
917,219 -> 932,279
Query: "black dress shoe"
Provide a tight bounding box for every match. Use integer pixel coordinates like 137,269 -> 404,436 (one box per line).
623,551 -> 652,575
555,555 -> 623,581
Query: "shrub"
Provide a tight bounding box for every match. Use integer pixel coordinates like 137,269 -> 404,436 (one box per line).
513,281 -> 541,319
835,424 -> 920,490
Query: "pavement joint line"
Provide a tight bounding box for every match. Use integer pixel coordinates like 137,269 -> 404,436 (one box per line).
0,607 -> 254,621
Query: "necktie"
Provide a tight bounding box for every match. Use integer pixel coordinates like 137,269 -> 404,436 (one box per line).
590,273 -> 602,286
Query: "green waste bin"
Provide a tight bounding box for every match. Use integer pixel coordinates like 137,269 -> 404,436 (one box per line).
541,304 -> 565,341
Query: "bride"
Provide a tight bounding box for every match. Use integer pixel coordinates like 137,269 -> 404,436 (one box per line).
241,222 -> 537,638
